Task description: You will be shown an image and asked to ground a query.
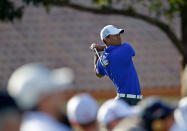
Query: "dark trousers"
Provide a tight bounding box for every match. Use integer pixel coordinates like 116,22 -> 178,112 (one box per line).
117,97 -> 141,105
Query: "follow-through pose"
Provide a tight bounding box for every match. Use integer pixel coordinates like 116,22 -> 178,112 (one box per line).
90,25 -> 142,105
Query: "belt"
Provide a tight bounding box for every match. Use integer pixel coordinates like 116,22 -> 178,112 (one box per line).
117,93 -> 143,99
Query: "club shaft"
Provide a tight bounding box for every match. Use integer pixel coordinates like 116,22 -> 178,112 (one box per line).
94,49 -> 104,65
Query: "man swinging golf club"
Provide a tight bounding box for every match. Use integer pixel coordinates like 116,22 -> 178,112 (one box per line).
90,25 -> 142,105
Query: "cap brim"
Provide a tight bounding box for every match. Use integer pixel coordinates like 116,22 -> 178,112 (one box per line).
120,29 -> 124,34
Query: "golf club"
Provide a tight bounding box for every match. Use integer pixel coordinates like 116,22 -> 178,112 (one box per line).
92,43 -> 109,67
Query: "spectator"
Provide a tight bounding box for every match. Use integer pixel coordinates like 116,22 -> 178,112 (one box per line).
112,116 -> 146,131
67,93 -> 98,131
0,92 -> 22,131
7,63 -> 74,131
97,99 -> 137,131
170,97 -> 187,131
138,96 -> 175,131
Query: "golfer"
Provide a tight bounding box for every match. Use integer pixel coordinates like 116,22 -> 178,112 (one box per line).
90,25 -> 142,105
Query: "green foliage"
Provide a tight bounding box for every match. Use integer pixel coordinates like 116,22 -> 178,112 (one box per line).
148,0 -> 162,11
0,0 -> 187,22
0,0 -> 23,21
92,0 -> 112,7
23,0 -> 52,13
169,0 -> 186,7
168,0 -> 183,12
92,0 -> 186,20
0,0 -> 49,22
165,0 -> 187,19
23,0 -> 43,6
148,0 -> 163,17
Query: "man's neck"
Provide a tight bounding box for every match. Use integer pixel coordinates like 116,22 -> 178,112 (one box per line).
107,43 -> 122,47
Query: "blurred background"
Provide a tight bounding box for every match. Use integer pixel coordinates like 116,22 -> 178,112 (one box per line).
1,0 -> 186,101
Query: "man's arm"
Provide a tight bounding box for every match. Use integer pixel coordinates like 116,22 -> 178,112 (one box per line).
93,54 -> 104,78
90,43 -> 106,78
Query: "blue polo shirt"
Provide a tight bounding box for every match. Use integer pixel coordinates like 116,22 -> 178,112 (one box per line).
97,43 -> 141,95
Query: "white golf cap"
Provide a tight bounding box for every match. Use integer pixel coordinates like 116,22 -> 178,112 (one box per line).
174,97 -> 187,130
97,99 -> 135,126
100,25 -> 124,41
67,93 -> 98,125
7,63 -> 74,110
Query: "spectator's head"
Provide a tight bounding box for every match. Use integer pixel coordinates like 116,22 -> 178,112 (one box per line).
138,96 -> 175,131
97,99 -> 136,131
0,92 -> 22,131
7,63 -> 74,120
67,93 -> 98,131
172,97 -> 187,130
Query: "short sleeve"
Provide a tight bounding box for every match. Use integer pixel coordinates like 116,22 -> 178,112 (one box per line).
122,43 -> 135,56
128,44 -> 135,56
97,60 -> 105,76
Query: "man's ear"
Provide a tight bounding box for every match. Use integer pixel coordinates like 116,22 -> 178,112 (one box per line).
104,37 -> 108,43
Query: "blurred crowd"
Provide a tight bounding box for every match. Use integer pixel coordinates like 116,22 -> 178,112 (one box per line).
0,63 -> 187,131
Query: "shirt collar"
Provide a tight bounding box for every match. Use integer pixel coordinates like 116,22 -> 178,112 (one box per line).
104,45 -> 117,53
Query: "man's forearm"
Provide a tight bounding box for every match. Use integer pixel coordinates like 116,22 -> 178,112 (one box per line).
90,43 -> 106,77
98,45 -> 107,52
94,54 -> 99,71
93,54 -> 104,78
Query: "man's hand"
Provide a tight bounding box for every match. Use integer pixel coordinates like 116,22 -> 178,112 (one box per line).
90,43 -> 106,52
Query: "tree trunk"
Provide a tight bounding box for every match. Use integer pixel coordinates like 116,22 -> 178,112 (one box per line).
181,3 -> 187,97
182,56 -> 187,97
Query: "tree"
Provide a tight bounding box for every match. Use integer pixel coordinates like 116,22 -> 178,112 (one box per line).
1,0 -> 187,95
1,0 -> 187,64
0,0 -> 23,21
